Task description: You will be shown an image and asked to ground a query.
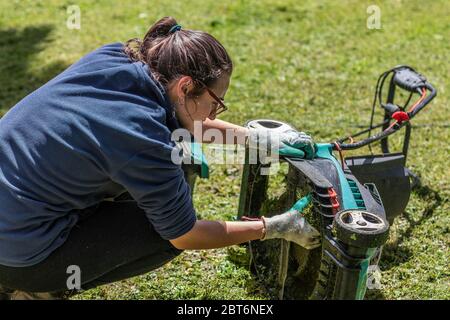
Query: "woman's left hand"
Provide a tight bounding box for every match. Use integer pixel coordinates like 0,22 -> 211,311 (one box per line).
248,128 -> 317,159
277,129 -> 316,159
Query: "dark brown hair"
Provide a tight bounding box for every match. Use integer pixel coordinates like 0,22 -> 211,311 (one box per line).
124,17 -> 233,93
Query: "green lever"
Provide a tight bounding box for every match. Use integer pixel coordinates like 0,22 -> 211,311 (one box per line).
290,194 -> 312,212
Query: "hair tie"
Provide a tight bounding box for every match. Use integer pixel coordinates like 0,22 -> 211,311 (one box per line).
169,24 -> 182,34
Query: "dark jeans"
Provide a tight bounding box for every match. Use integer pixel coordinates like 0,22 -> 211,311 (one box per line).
0,197 -> 183,293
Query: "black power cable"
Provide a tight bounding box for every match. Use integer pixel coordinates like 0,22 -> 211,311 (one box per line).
367,66 -> 419,154
367,70 -> 392,154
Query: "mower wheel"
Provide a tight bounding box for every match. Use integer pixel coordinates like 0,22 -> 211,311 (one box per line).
334,210 -> 389,248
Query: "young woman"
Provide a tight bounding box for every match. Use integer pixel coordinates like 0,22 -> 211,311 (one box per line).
0,17 -> 320,299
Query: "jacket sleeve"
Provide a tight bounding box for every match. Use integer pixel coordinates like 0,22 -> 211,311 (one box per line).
111,145 -> 196,240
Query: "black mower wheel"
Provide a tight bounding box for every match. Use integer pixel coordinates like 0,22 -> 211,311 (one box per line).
334,210 -> 389,248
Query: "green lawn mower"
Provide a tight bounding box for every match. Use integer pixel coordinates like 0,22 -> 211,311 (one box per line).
183,65 -> 437,300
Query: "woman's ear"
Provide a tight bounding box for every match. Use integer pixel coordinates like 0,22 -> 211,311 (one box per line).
177,76 -> 194,98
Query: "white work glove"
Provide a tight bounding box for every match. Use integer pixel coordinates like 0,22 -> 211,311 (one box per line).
261,210 -> 321,250
247,122 -> 316,159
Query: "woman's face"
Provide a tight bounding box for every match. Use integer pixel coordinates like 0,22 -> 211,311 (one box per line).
171,75 -> 230,133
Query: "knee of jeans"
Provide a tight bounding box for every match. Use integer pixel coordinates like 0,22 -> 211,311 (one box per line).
170,245 -> 184,256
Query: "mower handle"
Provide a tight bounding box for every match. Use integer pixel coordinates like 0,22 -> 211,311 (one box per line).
336,76 -> 436,151
409,83 -> 436,117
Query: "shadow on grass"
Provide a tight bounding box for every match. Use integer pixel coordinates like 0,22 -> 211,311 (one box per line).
380,181 -> 442,270
226,243 -> 278,299
367,180 -> 442,300
0,25 -> 69,115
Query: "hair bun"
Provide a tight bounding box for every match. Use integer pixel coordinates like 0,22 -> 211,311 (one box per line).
146,16 -> 178,39
124,16 -> 233,87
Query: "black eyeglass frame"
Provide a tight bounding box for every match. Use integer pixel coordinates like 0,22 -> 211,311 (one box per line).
195,80 -> 228,116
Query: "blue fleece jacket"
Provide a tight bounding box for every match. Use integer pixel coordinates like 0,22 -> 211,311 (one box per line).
0,43 -> 196,267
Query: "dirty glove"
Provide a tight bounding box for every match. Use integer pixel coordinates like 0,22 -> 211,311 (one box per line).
277,129 -> 316,159
248,128 -> 316,159
261,196 -> 321,249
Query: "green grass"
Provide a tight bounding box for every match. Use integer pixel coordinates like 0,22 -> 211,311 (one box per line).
0,0 -> 448,299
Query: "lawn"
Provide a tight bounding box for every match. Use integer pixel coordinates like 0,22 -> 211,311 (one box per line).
0,0 -> 448,299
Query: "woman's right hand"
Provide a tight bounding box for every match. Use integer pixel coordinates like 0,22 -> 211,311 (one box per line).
261,210 -> 321,250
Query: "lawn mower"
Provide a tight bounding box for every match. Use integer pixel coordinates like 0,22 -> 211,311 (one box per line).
182,65 -> 437,300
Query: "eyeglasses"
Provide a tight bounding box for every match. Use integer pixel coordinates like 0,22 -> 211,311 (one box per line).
196,80 -> 228,116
